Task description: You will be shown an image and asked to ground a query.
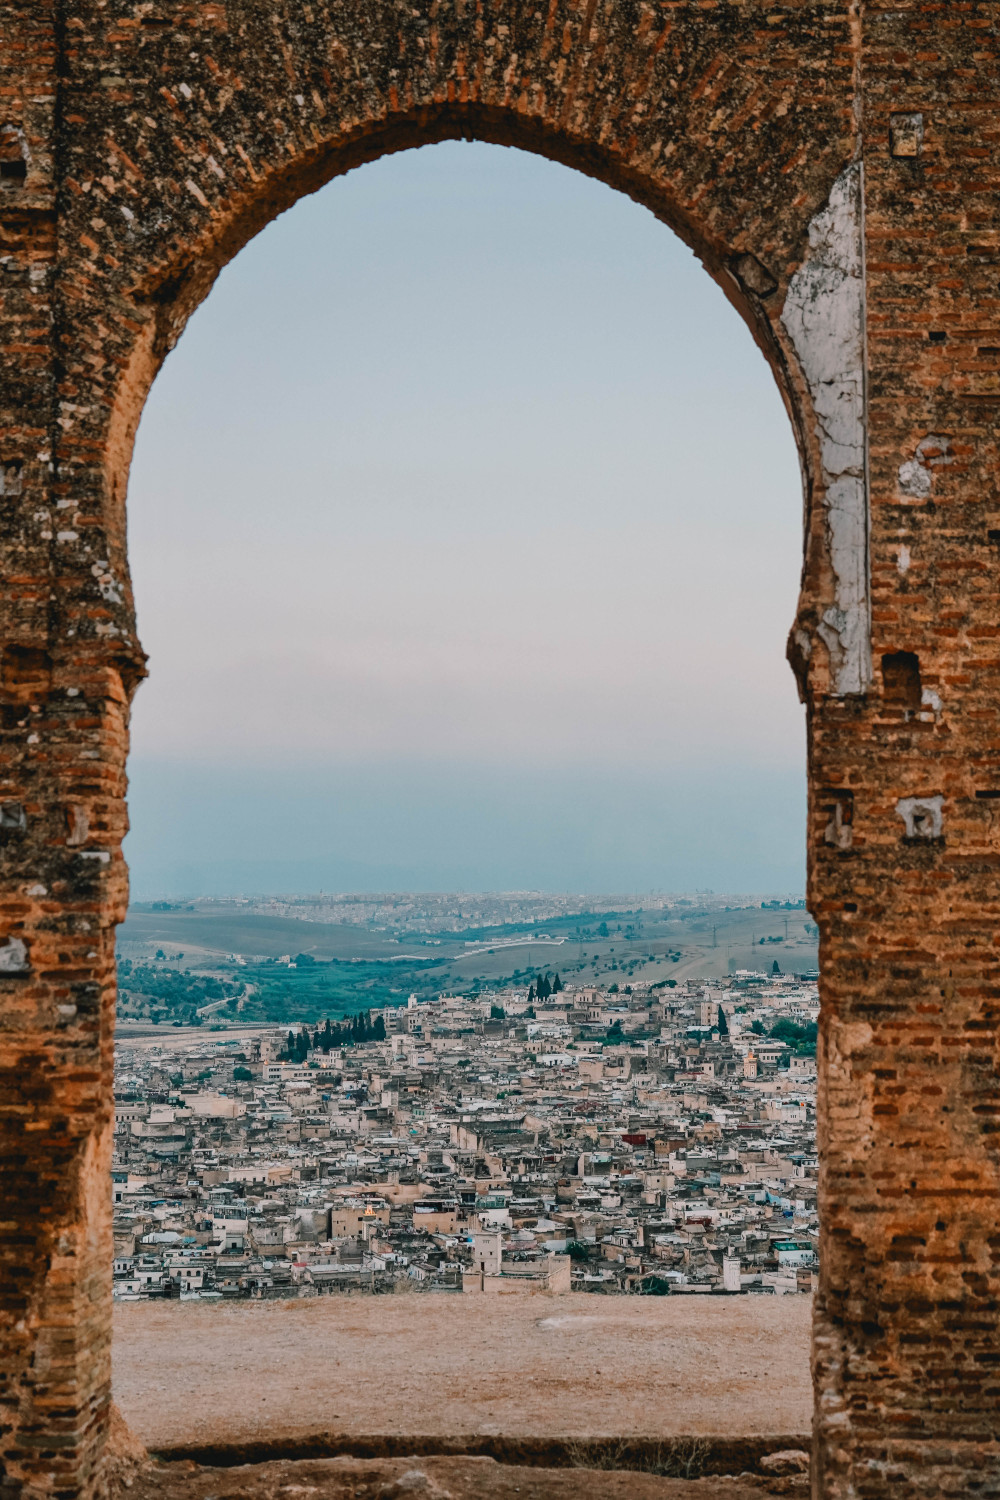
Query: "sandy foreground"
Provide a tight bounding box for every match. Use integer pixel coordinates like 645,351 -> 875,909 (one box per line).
114,1293 -> 812,1450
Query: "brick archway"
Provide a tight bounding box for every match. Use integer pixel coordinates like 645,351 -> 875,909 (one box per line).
1,5 -> 997,1498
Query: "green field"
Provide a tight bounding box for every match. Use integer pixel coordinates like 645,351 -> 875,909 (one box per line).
116,898 -> 818,1027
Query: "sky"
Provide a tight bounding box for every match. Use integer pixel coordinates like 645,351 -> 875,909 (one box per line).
123,140 -> 806,899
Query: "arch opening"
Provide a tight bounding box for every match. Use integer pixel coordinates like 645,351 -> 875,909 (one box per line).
109,138 -> 815,1452
122,138 -> 809,923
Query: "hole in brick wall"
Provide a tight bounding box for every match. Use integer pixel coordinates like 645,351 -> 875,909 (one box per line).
0,460 -> 23,496
0,801 -> 27,836
928,330 -> 947,344
1,644 -> 52,696
731,252 -> 777,299
0,127 -> 27,187
889,112 -> 923,158
881,651 -> 922,710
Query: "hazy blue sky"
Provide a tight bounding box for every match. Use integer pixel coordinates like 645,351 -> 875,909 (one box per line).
124,141 -> 806,899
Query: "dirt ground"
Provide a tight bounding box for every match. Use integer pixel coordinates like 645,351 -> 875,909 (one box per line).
121,1454 -> 810,1500
113,1293 -> 812,1453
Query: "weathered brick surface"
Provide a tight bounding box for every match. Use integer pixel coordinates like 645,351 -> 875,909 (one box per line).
0,3 -> 997,1497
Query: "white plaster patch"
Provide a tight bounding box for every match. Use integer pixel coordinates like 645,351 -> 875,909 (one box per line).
824,800 -> 853,850
897,433 -> 954,502
91,559 -> 124,604
66,805 -> 89,846
0,937 -> 29,973
781,163 -> 870,695
896,795 -> 943,840
896,544 -> 911,574
897,458 -> 931,500
920,686 -> 942,719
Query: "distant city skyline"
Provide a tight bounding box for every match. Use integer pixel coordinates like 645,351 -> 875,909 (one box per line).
124,140 -> 805,900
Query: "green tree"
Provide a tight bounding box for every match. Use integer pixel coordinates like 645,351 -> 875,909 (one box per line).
769,1018 -> 818,1054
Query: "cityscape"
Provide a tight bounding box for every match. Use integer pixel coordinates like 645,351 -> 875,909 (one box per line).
112,902 -> 818,1305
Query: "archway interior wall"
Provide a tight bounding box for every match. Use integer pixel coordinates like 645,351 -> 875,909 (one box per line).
3,5 -> 997,1500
